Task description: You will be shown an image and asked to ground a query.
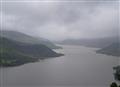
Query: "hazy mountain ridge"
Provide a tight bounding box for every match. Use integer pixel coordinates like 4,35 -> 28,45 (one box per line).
59,37 -> 118,48
58,37 -> 119,57
0,37 -> 63,66
96,42 -> 120,57
0,30 -> 61,49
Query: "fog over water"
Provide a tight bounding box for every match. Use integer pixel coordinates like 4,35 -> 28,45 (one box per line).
0,0 -> 119,41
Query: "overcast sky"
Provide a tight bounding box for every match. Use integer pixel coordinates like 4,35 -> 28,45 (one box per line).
0,0 -> 119,41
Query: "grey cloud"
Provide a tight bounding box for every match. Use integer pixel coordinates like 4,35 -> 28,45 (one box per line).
1,0 -> 119,41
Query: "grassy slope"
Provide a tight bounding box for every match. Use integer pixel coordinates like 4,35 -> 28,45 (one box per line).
96,42 -> 120,57
0,37 -> 63,66
0,30 -> 61,49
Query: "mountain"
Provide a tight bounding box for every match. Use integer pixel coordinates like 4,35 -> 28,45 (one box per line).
0,37 -> 63,66
59,37 -> 118,48
0,30 -> 61,49
96,42 -> 120,57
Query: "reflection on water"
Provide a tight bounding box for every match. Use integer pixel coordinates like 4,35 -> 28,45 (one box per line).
0,45 -> 119,87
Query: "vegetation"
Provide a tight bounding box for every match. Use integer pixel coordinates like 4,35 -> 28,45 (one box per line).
0,30 -> 61,49
96,42 -> 120,57
110,66 -> 120,87
113,66 -> 120,81
110,82 -> 117,87
0,37 -> 63,67
110,82 -> 119,87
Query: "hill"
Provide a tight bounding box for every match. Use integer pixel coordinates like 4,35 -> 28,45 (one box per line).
96,42 -> 120,57
59,37 -> 118,48
0,37 -> 63,66
0,30 -> 61,49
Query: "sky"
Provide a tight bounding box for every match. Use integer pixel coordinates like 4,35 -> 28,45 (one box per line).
0,0 -> 119,41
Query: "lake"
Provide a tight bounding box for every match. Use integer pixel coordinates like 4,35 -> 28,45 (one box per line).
0,45 -> 119,87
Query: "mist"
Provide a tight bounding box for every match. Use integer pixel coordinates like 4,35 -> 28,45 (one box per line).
0,0 -> 119,41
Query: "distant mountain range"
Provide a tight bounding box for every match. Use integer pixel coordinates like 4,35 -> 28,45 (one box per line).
58,37 -> 119,57
59,37 -> 118,48
0,37 -> 63,66
96,42 -> 120,57
0,30 -> 61,49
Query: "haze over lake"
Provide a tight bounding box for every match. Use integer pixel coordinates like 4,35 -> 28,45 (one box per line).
0,45 -> 118,87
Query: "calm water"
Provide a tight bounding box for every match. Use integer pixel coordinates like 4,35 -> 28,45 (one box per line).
0,45 -> 119,87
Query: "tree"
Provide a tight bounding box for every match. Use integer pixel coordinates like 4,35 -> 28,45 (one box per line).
113,66 -> 120,81
110,82 -> 118,87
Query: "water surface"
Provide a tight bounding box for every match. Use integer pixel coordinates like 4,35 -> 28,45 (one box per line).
0,45 -> 119,87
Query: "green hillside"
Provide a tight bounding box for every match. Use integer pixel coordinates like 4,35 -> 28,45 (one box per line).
0,30 -> 61,49
0,37 -> 63,67
96,42 -> 120,57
